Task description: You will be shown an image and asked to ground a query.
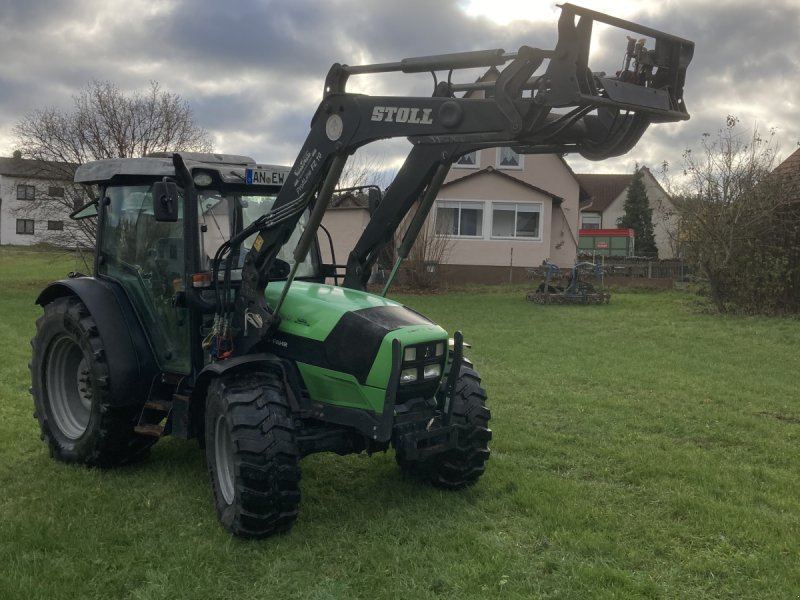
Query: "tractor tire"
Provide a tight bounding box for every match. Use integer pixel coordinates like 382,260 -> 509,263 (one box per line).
30,296 -> 156,467
397,362 -> 491,489
205,369 -> 301,538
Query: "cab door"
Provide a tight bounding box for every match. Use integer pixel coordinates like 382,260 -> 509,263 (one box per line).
97,183 -> 191,374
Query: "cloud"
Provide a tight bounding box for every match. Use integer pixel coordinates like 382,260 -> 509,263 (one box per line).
1,0 -> 799,180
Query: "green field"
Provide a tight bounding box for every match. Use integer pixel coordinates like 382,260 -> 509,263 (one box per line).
1,247 -> 798,599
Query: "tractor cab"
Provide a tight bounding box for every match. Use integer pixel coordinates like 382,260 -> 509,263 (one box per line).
73,154 -> 318,374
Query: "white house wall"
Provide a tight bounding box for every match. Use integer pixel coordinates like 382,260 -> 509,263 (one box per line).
1,174 -> 36,245
0,173 -> 73,246
437,173 -> 555,268
319,207 -> 371,266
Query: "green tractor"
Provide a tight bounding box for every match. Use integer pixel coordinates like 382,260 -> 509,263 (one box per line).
30,4 -> 693,537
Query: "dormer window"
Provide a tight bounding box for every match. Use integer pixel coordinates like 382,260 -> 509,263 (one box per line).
497,147 -> 522,170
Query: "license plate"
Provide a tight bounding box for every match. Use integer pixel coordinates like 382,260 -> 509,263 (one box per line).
245,166 -> 288,186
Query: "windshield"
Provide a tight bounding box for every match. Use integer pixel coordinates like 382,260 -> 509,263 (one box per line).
198,190 -> 318,278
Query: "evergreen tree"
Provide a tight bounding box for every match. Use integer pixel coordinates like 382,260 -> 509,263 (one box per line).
618,167 -> 658,257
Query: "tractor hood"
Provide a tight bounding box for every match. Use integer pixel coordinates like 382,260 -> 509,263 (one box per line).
265,280 -> 437,343
264,281 -> 448,388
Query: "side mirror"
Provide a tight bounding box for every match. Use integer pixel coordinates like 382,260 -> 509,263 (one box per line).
153,179 -> 180,222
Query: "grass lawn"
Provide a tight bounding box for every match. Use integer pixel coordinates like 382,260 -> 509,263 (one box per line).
1,246 -> 799,599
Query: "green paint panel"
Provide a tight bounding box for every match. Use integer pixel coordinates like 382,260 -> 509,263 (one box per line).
266,281 -> 407,341
268,281 -> 449,412
295,362 -> 386,412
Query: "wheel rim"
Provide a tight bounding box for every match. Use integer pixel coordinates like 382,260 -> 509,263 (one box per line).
214,414 -> 236,505
45,334 -> 92,440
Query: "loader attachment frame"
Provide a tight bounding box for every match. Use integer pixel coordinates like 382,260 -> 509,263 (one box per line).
217,2 -> 693,356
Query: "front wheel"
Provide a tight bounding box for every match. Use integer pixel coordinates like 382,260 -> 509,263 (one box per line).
30,296 -> 156,467
205,369 -> 301,538
397,362 -> 492,489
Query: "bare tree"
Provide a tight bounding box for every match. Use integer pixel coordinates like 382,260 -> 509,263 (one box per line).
401,204 -> 454,289
665,116 -> 800,313
13,80 -> 213,252
338,149 -> 393,190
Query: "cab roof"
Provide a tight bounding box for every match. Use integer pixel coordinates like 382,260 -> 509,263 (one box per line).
74,152 -> 287,184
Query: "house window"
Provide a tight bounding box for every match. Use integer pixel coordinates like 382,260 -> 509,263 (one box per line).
48,186 -> 65,198
435,201 -> 484,237
47,220 -> 64,231
491,202 -> 541,239
581,213 -> 601,229
17,184 -> 35,200
16,219 -> 35,235
497,147 -> 523,170
454,151 -> 479,169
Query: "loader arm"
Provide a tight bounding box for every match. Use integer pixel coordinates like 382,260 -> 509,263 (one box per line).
230,2 -> 694,356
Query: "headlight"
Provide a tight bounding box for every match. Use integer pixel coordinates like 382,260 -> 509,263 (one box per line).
400,368 -> 418,383
399,340 -> 446,385
423,364 -> 441,379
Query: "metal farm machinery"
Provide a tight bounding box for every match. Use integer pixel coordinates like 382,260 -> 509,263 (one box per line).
527,260 -> 612,304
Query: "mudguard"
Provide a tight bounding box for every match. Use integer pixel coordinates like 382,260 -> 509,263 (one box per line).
35,277 -> 159,407
191,354 -> 295,405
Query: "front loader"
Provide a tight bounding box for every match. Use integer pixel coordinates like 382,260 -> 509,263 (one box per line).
30,4 -> 694,537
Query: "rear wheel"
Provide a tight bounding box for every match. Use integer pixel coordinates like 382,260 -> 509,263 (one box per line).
205,369 -> 301,538
397,363 -> 492,489
30,296 -> 155,467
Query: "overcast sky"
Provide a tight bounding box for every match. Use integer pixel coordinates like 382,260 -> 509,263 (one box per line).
1,0 -> 798,180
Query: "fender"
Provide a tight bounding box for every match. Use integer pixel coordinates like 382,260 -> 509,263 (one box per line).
36,277 -> 159,407
191,353 -> 300,415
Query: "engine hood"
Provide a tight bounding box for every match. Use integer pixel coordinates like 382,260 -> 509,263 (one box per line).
264,281 -> 448,387
265,280 -> 434,341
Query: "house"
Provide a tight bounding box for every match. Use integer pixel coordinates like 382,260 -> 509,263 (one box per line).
316,150 -> 588,286
0,155 -> 75,246
430,150 -> 588,284
401,66 -> 588,284
575,166 -> 679,258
